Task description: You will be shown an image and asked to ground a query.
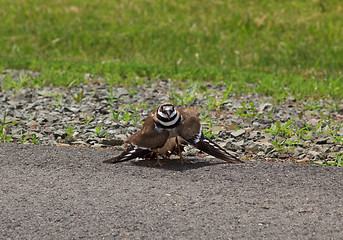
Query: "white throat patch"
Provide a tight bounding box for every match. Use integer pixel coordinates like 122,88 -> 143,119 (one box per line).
157,115 -> 180,127
157,109 -> 177,119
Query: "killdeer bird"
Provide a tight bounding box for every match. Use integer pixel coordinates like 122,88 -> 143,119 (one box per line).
103,102 -> 243,165
158,137 -> 185,160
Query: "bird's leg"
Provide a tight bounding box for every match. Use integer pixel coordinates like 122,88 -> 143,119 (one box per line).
154,150 -> 163,166
176,137 -> 188,164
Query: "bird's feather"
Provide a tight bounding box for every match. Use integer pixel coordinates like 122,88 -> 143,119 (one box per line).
103,145 -> 154,163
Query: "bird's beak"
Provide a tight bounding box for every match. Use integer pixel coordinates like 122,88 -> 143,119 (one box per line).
166,111 -> 172,120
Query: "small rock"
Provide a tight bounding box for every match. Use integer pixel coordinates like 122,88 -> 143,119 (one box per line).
278,153 -> 291,159
294,147 -> 304,155
230,129 -> 245,138
307,118 -> 320,127
27,120 -> 40,130
72,140 -> 89,146
236,139 -> 245,146
46,115 -> 58,123
63,107 -> 79,113
225,141 -> 243,152
258,103 -> 273,114
248,131 -> 260,139
11,134 -> 22,140
332,145 -> 343,152
256,138 -> 273,147
54,129 -> 66,138
100,138 -> 124,146
93,143 -> 105,148
308,150 -> 322,159
257,151 -> 265,157
297,154 -> 307,159
42,126 -> 56,133
252,121 -> 260,129
315,137 -> 330,144
245,143 -> 261,153
185,148 -> 199,156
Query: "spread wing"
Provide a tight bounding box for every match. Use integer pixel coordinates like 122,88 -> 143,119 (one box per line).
192,133 -> 243,163
125,109 -> 169,149
103,145 -> 154,163
178,108 -> 243,163
177,108 -> 202,141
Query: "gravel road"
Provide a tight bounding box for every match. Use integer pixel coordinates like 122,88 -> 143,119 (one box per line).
1,143 -> 342,239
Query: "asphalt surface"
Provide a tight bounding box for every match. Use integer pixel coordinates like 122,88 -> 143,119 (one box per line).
1,143 -> 343,239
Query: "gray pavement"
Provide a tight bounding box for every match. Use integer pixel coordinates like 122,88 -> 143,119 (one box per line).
1,143 -> 343,239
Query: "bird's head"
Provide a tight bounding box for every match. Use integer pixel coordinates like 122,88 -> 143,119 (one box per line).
158,102 -> 177,120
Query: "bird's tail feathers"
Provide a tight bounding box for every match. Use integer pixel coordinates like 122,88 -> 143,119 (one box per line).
194,136 -> 243,164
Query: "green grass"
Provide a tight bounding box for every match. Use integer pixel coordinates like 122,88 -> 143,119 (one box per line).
311,153 -> 343,167
1,0 -> 343,99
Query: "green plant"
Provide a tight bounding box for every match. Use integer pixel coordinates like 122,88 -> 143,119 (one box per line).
170,84 -> 199,106
2,0 -> 343,99
325,119 -> 343,144
201,112 -> 221,138
107,86 -> 123,103
268,107 -> 275,119
271,139 -> 285,153
265,118 -> 295,137
94,122 -> 107,137
127,88 -> 137,96
121,109 -> 131,124
128,103 -> 146,124
311,153 -> 343,167
235,101 -> 262,118
72,89 -> 84,103
301,100 -> 325,112
271,138 -> 298,153
326,100 -> 341,113
332,153 -> 343,167
284,139 -> 297,150
20,130 -> 29,144
128,103 -> 139,124
47,93 -> 63,108
77,117 -> 95,125
109,106 -> 122,120
0,113 -> 19,143
114,103 -> 147,124
294,125 -> 312,141
65,126 -> 75,142
30,134 -> 40,145
206,84 -> 232,110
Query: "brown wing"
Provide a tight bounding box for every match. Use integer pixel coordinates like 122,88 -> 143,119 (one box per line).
125,109 -> 169,149
193,134 -> 243,163
177,108 -> 202,140
177,107 -> 243,163
103,145 -> 153,163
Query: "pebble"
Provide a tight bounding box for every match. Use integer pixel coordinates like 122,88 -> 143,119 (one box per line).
1,69 -> 342,163
231,129 -> 246,138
